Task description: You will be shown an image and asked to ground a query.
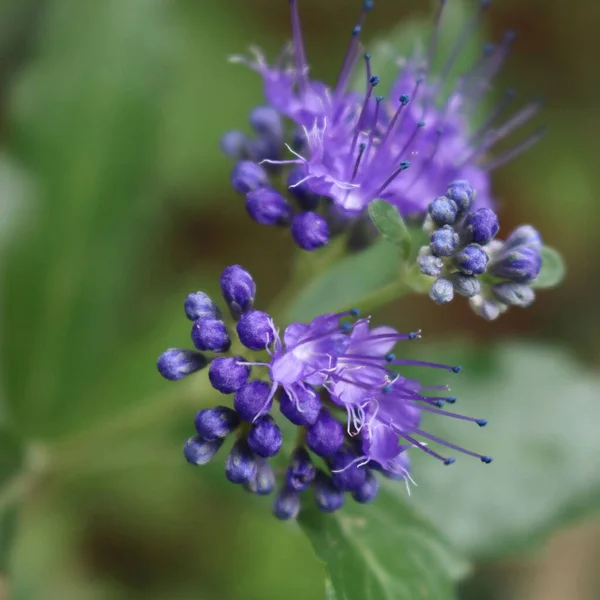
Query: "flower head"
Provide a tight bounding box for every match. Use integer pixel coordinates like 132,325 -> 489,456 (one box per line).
418,180 -> 544,320
157,265 -> 492,519
224,0 -> 543,250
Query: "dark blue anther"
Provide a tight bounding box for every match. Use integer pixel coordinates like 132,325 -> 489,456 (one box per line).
350,308 -> 360,317
399,94 -> 410,105
418,120 -> 425,128
400,160 -> 411,170
376,95 -> 384,103
364,52 -> 372,61
363,0 -> 374,10
476,419 -> 488,427
385,353 -> 395,362
408,332 -> 418,340
443,458 -> 456,466
481,456 -> 493,464
435,400 -> 445,408
382,384 -> 393,394
341,322 -> 353,332
353,25 -> 361,36
446,396 -> 457,404
370,75 -> 380,87
451,366 -> 462,373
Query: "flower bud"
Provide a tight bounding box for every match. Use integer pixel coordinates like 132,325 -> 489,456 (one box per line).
430,225 -> 460,257
291,212 -> 330,250
208,356 -> 251,394
313,470 -> 345,513
429,278 -> 454,304
157,349 -> 207,381
195,406 -> 240,440
491,282 -> 536,307
288,167 -> 320,210
220,130 -> 248,160
504,225 -> 543,251
450,273 -> 481,298
279,384 -> 321,426
428,196 -> 458,226
234,380 -> 273,422
220,264 -> 256,319
330,448 -> 367,492
352,470 -> 379,503
273,488 -> 301,520
236,309 -> 275,351
191,318 -> 231,353
246,187 -> 293,226
231,160 -> 269,194
248,415 -> 283,457
184,292 -> 221,321
446,180 -> 473,214
183,435 -> 223,465
286,448 -> 316,492
490,246 -> 542,283
454,243 -> 489,275
466,208 -> 499,245
306,409 -> 344,457
245,458 -> 276,495
418,252 -> 444,278
226,439 -> 258,484
250,105 -> 283,141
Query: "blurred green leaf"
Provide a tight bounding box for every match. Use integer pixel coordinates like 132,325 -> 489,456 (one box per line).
286,241 -> 400,322
368,200 -> 411,260
0,427 -> 24,573
533,246 -> 566,289
299,482 -> 469,600
1,0 -> 177,438
403,342 -> 600,559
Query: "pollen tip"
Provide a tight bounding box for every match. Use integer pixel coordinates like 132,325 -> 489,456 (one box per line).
481,456 -> 493,464
341,322 -> 353,333
353,25 -> 362,36
382,384 -> 393,394
446,396 -> 457,404
363,0 -> 374,11
350,308 -> 360,317
476,419 -> 488,427
418,120 -> 426,128
435,400 -> 445,408
451,365 -> 462,373
399,94 -> 410,105
359,142 -> 367,151
400,160 -> 411,170
385,353 -> 395,362
364,52 -> 372,61
376,95 -> 384,103
370,75 -> 380,87
443,457 -> 456,466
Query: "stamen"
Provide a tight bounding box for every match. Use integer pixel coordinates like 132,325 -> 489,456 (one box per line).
289,0 -> 308,90
374,160 -> 411,197
418,403 -> 488,425
436,0 -> 492,93
484,126 -> 547,172
387,358 -> 461,372
349,56 -> 378,159
469,88 -> 517,144
414,428 -> 492,462
351,143 -> 367,181
334,1 -> 375,101
425,0 -> 448,75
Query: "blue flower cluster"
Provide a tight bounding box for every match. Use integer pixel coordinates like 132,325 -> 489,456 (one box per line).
419,180 -> 543,319
222,0 -> 543,251
158,266 -> 492,520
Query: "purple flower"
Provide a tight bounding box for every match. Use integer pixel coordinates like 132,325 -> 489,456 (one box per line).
158,265 -> 492,519
225,1 -> 542,249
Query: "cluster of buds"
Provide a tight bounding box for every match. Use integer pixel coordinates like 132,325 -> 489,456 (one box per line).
419,180 -> 543,319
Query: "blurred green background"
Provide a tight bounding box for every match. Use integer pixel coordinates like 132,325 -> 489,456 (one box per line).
0,0 -> 599,598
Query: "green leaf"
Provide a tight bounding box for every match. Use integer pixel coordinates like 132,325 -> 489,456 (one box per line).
1,0 -> 176,438
402,342 -> 600,559
0,427 -> 25,573
368,200 -> 411,260
299,482 -> 469,600
532,246 -> 566,289
286,241 -> 400,322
